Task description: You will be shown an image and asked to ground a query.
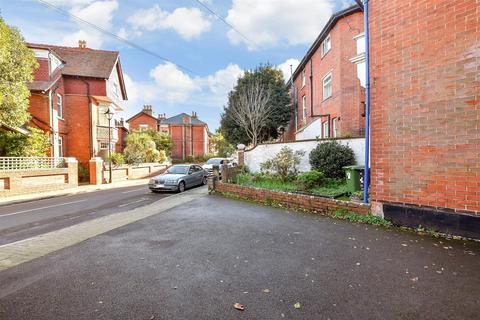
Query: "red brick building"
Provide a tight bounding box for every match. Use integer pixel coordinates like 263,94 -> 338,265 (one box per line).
27,41 -> 128,167
115,118 -> 129,153
367,0 -> 480,236
127,106 -> 209,160
284,4 -> 365,141
126,105 -> 158,131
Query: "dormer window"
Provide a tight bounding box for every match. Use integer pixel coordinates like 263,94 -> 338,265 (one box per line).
321,34 -> 332,57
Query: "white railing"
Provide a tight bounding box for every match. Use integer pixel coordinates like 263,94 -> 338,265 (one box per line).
0,157 -> 67,172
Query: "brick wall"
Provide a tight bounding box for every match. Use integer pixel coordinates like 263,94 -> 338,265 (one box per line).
34,59 -> 49,81
369,0 -> 480,214
285,10 -> 365,140
168,124 -> 208,160
64,95 -> 92,166
212,182 -> 370,216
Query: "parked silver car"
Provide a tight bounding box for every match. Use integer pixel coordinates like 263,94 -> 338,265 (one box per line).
202,158 -> 234,176
149,164 -> 207,193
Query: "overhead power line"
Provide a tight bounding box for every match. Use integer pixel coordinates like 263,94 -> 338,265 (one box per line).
34,0 -> 198,75
191,0 -> 253,46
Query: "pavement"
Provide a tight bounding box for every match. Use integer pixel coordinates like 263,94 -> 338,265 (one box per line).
0,192 -> 479,319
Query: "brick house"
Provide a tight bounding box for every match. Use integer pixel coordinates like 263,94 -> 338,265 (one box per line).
127,106 -> 209,160
27,41 -> 128,167
366,0 -> 480,235
284,4 -> 365,141
126,105 -> 159,131
115,118 -> 129,153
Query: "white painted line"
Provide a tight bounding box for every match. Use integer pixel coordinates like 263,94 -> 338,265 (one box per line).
118,198 -> 147,208
0,200 -> 87,217
121,188 -> 146,194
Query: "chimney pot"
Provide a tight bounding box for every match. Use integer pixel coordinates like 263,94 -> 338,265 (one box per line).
78,40 -> 87,48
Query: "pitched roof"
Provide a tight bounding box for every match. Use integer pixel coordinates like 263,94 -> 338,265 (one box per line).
291,4 -> 363,81
27,43 -> 128,99
126,110 -> 158,123
160,113 -> 206,125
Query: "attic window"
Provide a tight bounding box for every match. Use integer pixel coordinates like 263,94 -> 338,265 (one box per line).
113,82 -> 120,98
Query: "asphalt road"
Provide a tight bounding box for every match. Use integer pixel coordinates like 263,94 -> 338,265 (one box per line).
0,184 -> 172,245
0,195 -> 479,319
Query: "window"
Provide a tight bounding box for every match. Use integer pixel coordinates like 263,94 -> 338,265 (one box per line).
113,82 -> 120,98
321,34 -> 331,57
332,118 -> 338,138
322,73 -> 332,100
139,124 -> 149,130
301,69 -> 306,87
323,121 -> 329,138
57,94 -> 63,118
354,33 -> 365,55
100,142 -> 115,150
302,95 -> 307,125
58,136 -> 64,157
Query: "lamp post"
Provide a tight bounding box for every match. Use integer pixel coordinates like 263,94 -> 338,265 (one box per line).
104,107 -> 114,184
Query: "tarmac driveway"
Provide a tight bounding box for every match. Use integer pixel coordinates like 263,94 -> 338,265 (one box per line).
0,194 -> 479,319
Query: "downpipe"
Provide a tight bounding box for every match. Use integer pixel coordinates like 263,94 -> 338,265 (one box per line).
362,0 -> 371,204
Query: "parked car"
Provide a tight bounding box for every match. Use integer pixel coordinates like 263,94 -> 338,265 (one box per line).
202,158 -> 233,176
149,164 -> 207,193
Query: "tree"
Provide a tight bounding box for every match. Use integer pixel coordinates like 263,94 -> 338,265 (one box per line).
123,130 -> 169,164
209,129 -> 235,157
0,127 -> 49,156
221,64 -> 291,146
143,129 -> 174,155
0,16 -> 38,128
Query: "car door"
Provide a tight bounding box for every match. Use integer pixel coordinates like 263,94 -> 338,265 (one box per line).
193,165 -> 204,185
185,165 -> 196,187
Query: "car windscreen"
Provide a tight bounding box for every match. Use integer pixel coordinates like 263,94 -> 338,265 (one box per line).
206,158 -> 223,165
167,166 -> 189,174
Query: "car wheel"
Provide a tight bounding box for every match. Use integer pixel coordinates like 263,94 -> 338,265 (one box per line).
178,181 -> 185,193
202,177 -> 207,185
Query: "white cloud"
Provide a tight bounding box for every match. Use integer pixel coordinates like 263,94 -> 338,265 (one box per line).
149,62 -> 201,103
70,0 -> 118,30
277,58 -> 300,82
128,5 -> 211,40
226,0 -> 334,50
341,0 -> 355,9
206,64 -> 243,101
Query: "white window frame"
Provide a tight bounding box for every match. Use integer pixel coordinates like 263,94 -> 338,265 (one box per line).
322,72 -> 332,100
58,136 -> 64,157
57,94 -> 63,119
322,121 -> 329,138
321,34 -> 332,57
332,118 -> 338,138
301,69 -> 306,88
100,142 -> 115,150
302,95 -> 307,125
139,124 -> 149,130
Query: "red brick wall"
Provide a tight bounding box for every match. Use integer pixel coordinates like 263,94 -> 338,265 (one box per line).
369,0 -> 480,214
170,125 -> 184,159
28,93 -> 50,131
63,77 -> 106,96
115,127 -> 128,153
128,114 -> 158,131
168,124 -> 207,160
64,94 -> 92,165
192,126 -> 206,157
214,182 -> 370,216
285,11 -> 365,140
33,59 -> 49,81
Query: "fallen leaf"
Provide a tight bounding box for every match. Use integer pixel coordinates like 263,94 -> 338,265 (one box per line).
263,289 -> 270,293
233,303 -> 245,311
150,316 -> 155,320
411,277 -> 419,282
294,302 -> 301,309
401,244 -> 408,247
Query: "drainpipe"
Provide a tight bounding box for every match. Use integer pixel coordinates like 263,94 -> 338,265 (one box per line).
309,59 -> 331,137
362,0 -> 371,204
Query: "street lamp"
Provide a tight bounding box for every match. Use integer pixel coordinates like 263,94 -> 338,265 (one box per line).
104,106 -> 114,184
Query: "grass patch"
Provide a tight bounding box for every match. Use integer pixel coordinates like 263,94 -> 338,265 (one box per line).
330,209 -> 392,227
233,172 -> 347,197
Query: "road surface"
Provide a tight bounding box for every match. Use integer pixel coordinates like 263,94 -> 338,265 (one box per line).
0,184 -> 171,245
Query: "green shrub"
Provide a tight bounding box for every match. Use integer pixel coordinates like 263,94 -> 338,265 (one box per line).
110,152 -> 124,165
78,163 -> 89,183
260,146 -> 305,182
185,155 -> 195,163
0,127 -> 49,156
296,170 -> 326,190
309,141 -> 355,179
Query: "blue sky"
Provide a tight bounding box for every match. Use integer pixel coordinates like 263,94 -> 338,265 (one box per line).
1,0 -> 354,130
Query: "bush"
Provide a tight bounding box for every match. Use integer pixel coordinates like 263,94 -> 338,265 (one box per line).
296,170 -> 326,191
0,127 -> 49,156
111,152 -> 125,165
309,141 -> 355,179
185,155 -> 195,163
78,163 -> 89,183
260,146 -> 305,182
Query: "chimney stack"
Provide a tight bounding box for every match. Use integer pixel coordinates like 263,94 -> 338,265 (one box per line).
143,105 -> 153,116
78,40 -> 87,49
158,113 -> 166,120
192,111 -> 198,119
